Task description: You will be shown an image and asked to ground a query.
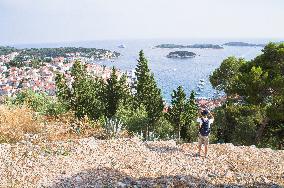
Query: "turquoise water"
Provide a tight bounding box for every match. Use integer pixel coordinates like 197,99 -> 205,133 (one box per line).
15,39 -> 267,102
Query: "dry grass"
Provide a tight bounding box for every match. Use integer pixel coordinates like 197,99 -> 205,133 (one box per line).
42,112 -> 106,142
0,105 -> 130,144
0,105 -> 42,143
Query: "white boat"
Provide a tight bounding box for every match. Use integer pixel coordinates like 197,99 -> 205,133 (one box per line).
118,44 -> 126,48
198,82 -> 205,86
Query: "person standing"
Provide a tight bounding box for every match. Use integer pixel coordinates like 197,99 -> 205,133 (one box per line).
196,109 -> 214,158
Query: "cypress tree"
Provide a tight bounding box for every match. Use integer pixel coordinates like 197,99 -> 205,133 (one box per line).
135,50 -> 164,140
168,88 -> 198,141
167,86 -> 187,140
104,67 -> 132,118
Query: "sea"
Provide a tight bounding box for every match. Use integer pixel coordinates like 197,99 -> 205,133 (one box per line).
14,38 -> 277,103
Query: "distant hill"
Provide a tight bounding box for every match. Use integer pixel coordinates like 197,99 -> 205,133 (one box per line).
223,42 -> 266,47
155,43 -> 223,49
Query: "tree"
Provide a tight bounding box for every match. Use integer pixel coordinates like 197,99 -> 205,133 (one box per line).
65,60 -> 105,120
55,72 -> 71,109
210,43 -> 284,149
135,50 -> 164,140
167,86 -> 187,140
103,67 -> 132,118
182,91 -> 198,141
210,56 -> 245,95
167,87 -> 198,141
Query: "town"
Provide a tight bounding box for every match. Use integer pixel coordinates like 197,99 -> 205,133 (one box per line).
0,47 -> 126,97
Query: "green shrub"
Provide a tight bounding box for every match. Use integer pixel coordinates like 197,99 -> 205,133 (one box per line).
9,89 -> 67,116
154,116 -> 174,140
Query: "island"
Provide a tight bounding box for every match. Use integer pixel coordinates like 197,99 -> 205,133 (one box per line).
166,51 -> 196,59
223,42 -> 265,47
0,46 -> 120,68
155,43 -> 223,49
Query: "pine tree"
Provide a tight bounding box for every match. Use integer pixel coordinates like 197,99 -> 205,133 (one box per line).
135,50 -> 164,140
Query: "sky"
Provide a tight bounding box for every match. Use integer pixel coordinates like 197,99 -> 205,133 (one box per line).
0,0 -> 284,45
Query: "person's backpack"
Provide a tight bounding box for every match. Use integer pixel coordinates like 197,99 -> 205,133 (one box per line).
199,118 -> 210,136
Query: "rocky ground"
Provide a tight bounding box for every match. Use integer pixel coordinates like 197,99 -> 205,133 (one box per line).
0,137 -> 283,188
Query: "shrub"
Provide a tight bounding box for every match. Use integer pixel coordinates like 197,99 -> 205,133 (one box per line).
8,89 -> 67,116
154,116 -> 174,140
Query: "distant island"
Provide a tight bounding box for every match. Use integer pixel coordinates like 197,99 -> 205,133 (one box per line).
223,42 -> 266,47
155,44 -> 223,49
167,51 -> 196,59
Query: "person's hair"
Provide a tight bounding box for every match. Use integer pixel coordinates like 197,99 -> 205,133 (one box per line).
201,109 -> 209,116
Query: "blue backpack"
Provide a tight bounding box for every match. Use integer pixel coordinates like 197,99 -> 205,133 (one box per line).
199,118 -> 211,136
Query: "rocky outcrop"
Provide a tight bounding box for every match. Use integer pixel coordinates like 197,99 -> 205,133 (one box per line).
156,44 -> 223,49
167,51 -> 196,58
0,137 -> 283,187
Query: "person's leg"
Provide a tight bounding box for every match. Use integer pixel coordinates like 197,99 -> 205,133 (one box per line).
204,145 -> 208,157
204,136 -> 209,157
198,134 -> 202,156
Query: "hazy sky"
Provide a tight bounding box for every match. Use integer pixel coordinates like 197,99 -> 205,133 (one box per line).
1,0 -> 284,45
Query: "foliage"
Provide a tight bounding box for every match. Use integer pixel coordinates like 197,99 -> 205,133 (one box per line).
167,86 -> 187,139
103,67 -> 132,118
9,89 -> 68,116
210,56 -> 245,95
0,46 -> 18,56
154,116 -> 174,140
210,42 -> 284,149
167,87 -> 198,141
115,103 -> 148,135
55,72 -> 71,109
135,50 -> 164,140
69,61 -> 105,120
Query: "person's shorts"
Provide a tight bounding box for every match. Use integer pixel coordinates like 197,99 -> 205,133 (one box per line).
198,133 -> 209,146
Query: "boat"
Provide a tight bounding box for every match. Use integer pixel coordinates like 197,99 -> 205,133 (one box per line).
198,82 -> 205,86
199,79 -> 205,82
197,85 -> 204,91
118,44 -> 126,48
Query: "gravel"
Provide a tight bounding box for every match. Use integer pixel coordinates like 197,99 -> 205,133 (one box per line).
0,137 -> 283,187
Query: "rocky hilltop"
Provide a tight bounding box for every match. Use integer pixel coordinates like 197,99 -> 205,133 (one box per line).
156,44 -> 223,49
167,51 -> 196,59
0,137 -> 283,187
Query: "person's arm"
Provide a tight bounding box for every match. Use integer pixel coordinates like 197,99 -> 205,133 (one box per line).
208,111 -> 214,120
196,117 -> 202,128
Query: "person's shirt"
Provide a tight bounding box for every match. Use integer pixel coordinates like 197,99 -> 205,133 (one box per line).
197,117 -> 214,128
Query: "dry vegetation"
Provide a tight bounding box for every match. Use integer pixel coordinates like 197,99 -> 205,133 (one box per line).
0,105 -> 42,143
0,105 -> 116,144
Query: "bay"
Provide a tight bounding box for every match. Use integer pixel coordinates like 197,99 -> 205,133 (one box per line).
14,38 -> 267,102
